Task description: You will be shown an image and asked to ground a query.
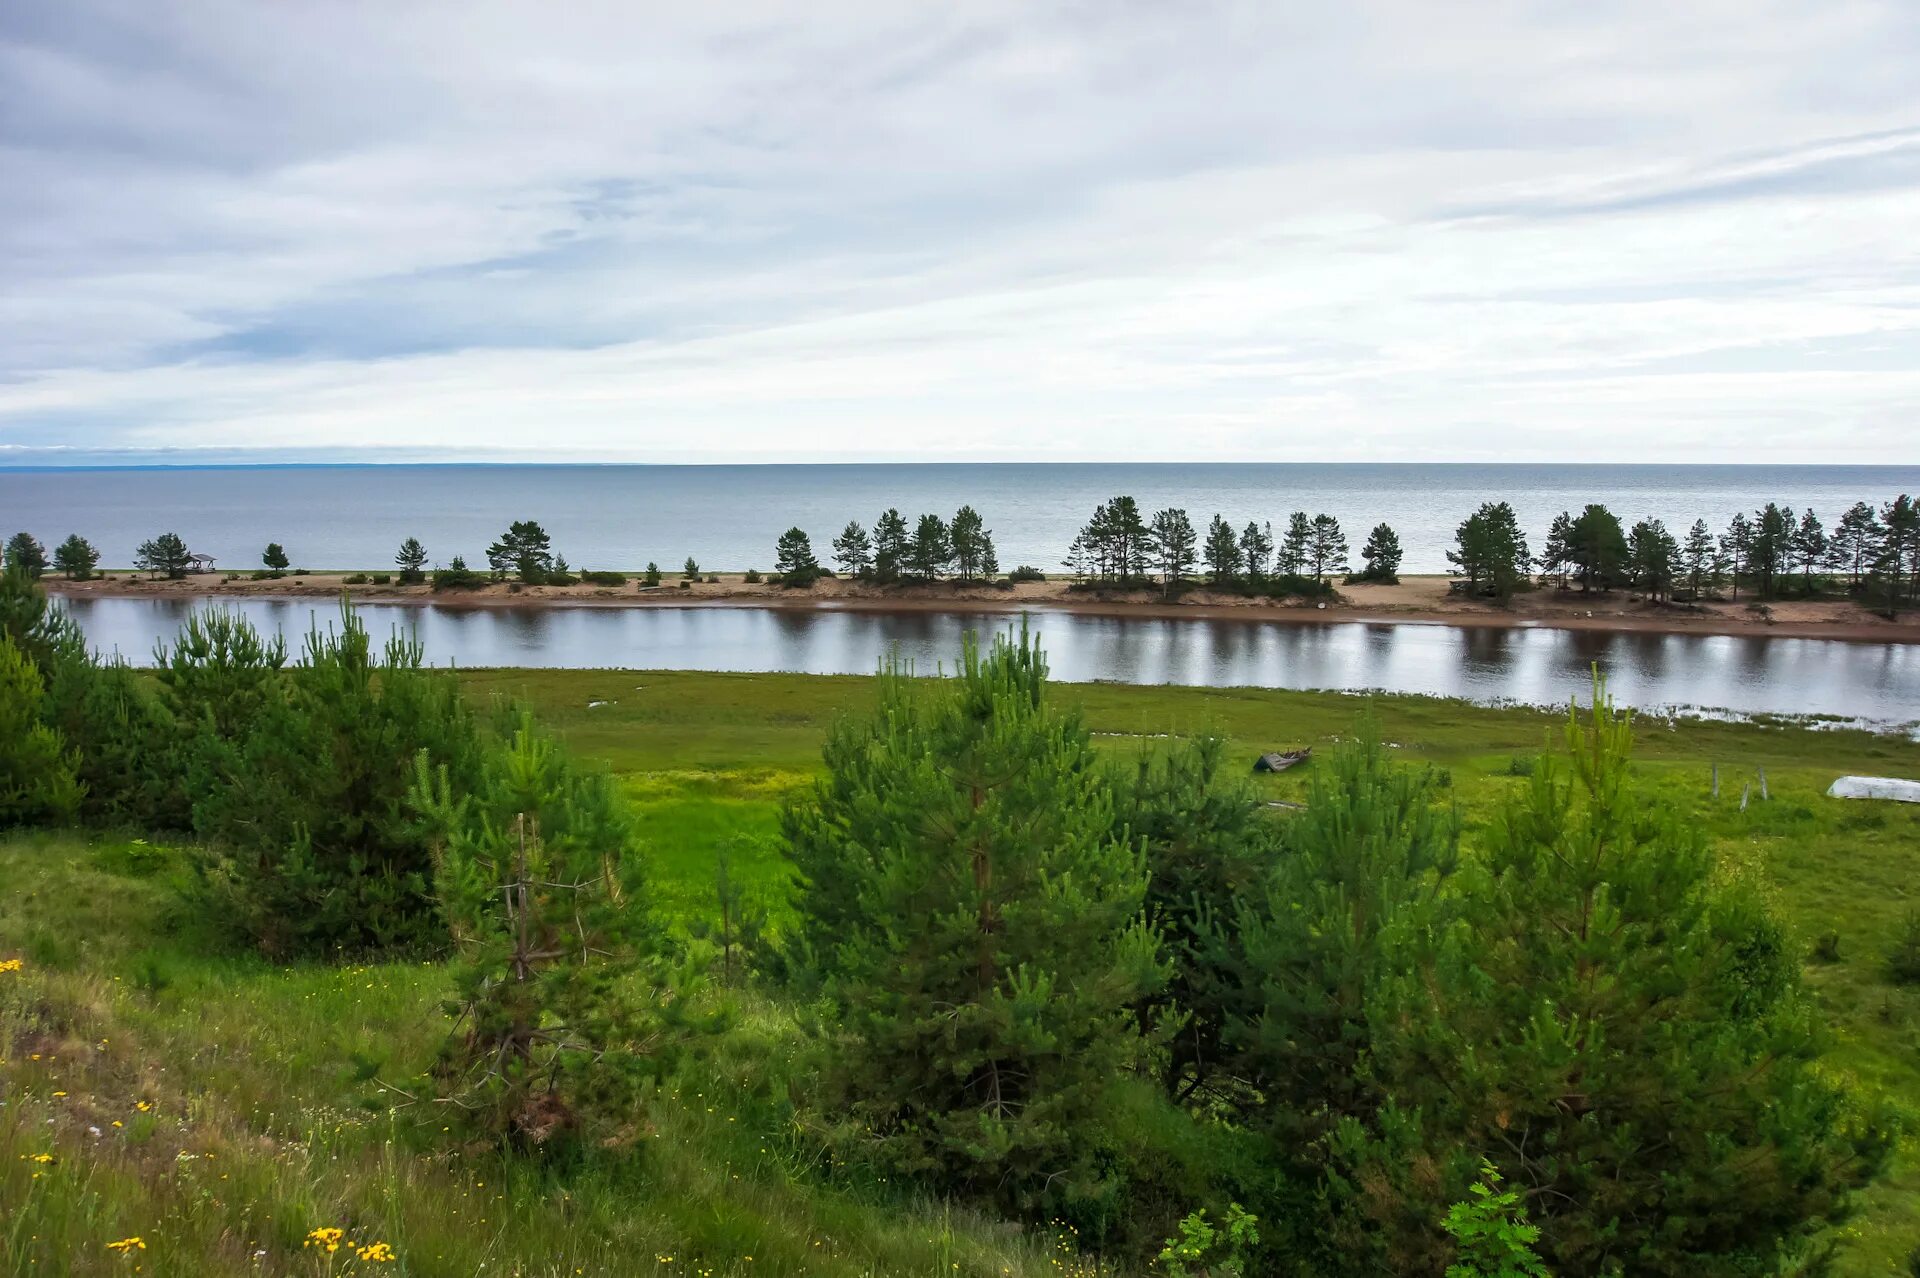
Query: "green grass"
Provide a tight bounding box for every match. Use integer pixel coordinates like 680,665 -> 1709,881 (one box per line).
5,670 -> 1920,1275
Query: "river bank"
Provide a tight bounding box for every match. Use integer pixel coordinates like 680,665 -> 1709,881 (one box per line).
49,571 -> 1920,645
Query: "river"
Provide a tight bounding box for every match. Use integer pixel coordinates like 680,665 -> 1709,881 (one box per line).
56,596 -> 1920,728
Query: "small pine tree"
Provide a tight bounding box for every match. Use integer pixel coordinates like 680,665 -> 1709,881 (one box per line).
832,520 -> 874,578
394,536 -> 428,583
413,715 -> 689,1150
262,542 -> 290,573
683,556 -> 700,580
1335,678 -> 1896,1272
773,527 -> 820,585
783,626 -> 1165,1206
1357,523 -> 1403,583
1203,515 -> 1242,586
3,532 -> 48,579
644,561 -> 661,587
134,532 -> 194,579
52,535 -> 99,581
1887,910 -> 1920,984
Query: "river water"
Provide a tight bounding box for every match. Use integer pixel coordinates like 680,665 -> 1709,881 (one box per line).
58,596 -> 1920,728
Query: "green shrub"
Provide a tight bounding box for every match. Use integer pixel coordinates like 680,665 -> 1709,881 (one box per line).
579,571 -> 626,587
1888,911 -> 1920,984
1158,1204 -> 1259,1278
742,569 -> 762,584
432,559 -> 487,591
1440,1163 -> 1548,1278
342,573 -> 370,585
1007,565 -> 1047,582
369,572 -> 392,585
0,633 -> 81,826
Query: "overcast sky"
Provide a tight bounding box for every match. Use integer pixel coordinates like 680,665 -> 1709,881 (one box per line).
3,2 -> 1918,464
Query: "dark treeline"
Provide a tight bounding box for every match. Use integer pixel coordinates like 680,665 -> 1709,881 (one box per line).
1065,495 -> 1402,597
1454,495 -> 1920,614
6,489 -> 1917,617
0,559 -> 1900,1275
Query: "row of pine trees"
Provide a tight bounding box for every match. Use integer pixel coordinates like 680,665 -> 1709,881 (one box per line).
1447,494 -> 1920,610
7,489 -> 1916,615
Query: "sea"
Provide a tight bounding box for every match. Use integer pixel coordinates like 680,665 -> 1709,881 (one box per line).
4,462 -> 1917,577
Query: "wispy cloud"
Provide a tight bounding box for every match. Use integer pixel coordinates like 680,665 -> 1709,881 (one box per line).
2,1 -> 1918,462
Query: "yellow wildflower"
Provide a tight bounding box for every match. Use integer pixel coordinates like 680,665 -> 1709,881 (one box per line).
304,1226 -> 345,1254
105,1237 -> 146,1254
30,1153 -> 55,1164
0,957 -> 22,973
356,1241 -> 396,1263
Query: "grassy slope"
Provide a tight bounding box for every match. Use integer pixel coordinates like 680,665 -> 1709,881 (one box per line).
6,669 -> 1920,1275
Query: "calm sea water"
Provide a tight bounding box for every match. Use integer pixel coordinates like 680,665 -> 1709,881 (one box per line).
57,597 -> 1920,727
5,463 -> 1918,577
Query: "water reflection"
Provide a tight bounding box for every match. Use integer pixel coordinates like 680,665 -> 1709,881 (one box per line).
54,598 -> 1920,726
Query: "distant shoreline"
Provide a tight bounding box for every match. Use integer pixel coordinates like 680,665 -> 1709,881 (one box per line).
47,572 -> 1920,645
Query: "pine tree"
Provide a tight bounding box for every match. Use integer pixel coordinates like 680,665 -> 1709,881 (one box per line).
1307,514 -> 1349,583
395,536 -> 428,583
1358,523 -> 1403,584
908,513 -> 953,581
1680,519 -> 1717,598
1791,508 -> 1827,593
1149,507 -> 1197,595
1278,512 -> 1312,577
1117,736 -> 1268,1100
1538,512 -> 1575,589
134,532 -> 193,579
1203,515 -> 1242,586
413,713 -> 685,1150
1627,517 -> 1679,602
0,565 -> 85,677
1212,735 -> 1458,1149
872,509 -> 910,584
51,535 -> 100,582
1239,521 -> 1274,582
1829,502 -> 1880,589
1448,503 -> 1530,599
1720,511 -> 1753,601
1334,681 -> 1896,1273
1567,504 -> 1629,592
487,520 -> 554,583
1750,503 -> 1795,599
782,628 -> 1164,1205
832,520 -> 874,578
950,506 -> 992,582
774,527 -> 821,585
5,533 -> 48,579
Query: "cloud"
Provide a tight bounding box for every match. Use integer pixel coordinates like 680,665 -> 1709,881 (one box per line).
2,0 -> 1918,461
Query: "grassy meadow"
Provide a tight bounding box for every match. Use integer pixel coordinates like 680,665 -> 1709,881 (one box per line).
5,668 -> 1920,1275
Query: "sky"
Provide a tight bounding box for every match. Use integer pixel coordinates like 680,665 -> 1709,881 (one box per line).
3,1 -> 1919,465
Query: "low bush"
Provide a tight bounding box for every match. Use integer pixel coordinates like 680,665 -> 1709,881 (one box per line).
370,572 -> 392,585
1008,565 -> 1047,582
579,570 -> 626,587
1888,912 -> 1920,984
743,569 -> 763,583
431,564 -> 487,592
343,573 -> 370,585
